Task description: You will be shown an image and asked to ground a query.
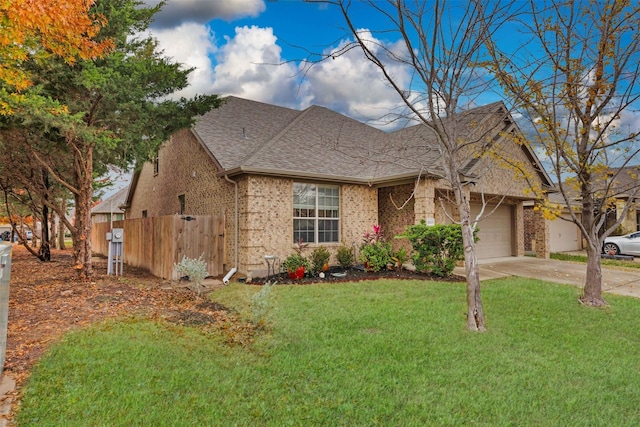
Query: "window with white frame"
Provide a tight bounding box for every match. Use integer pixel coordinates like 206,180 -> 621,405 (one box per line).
293,183 -> 340,244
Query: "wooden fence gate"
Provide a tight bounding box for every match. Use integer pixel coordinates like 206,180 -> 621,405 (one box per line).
92,215 -> 224,279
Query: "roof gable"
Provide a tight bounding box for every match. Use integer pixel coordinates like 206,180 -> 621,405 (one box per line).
192,96 -> 301,170
91,187 -> 128,214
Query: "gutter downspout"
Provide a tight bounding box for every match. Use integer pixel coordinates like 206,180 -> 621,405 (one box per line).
223,175 -> 238,284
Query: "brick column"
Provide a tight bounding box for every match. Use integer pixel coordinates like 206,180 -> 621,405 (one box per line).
535,206 -> 550,259
515,201 -> 524,256
414,179 -> 436,224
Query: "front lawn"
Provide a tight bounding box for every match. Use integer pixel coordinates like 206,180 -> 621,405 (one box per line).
17,278 -> 640,426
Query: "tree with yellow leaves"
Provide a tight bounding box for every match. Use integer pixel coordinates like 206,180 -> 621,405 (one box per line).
487,0 -> 640,306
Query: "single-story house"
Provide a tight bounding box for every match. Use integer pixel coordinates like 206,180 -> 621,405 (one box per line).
123,96 -> 553,279
91,187 -> 128,224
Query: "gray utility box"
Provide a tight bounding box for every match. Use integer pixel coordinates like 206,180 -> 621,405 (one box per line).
107,228 -> 124,275
0,243 -> 12,377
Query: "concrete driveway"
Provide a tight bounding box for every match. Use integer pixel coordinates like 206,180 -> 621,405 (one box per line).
454,256 -> 640,299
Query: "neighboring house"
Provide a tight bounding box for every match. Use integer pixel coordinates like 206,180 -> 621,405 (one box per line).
525,165 -> 640,254
123,96 -> 553,279
525,193 -> 584,254
91,187 -> 128,224
604,166 -> 640,233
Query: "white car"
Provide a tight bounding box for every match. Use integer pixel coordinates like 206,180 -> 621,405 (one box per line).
603,232 -> 640,256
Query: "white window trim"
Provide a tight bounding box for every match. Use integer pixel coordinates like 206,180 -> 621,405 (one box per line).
293,183 -> 340,244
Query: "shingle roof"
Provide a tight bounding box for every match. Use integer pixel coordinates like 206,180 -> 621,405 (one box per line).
191,96 -> 549,186
91,187 -> 128,214
193,97 -> 301,170
607,166 -> 640,198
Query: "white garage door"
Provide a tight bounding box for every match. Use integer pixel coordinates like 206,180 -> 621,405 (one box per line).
471,204 -> 513,258
549,215 -> 581,252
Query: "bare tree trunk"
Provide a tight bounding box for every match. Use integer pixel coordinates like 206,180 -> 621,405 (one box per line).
455,183 -> 485,331
39,202 -> 50,261
58,202 -> 67,250
39,171 -> 51,261
49,208 -> 58,249
582,240 -> 605,306
580,185 -> 606,306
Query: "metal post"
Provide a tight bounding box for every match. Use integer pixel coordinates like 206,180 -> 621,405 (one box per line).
0,243 -> 12,377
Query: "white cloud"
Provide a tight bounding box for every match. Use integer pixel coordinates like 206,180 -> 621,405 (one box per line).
297,30 -> 413,129
147,23 -> 217,99
145,19 -> 412,128
209,26 -> 301,106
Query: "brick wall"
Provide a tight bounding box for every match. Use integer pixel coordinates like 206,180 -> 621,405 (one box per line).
127,129 -> 237,271
523,206 -> 535,252
240,178 -> 378,279
378,183 -> 414,253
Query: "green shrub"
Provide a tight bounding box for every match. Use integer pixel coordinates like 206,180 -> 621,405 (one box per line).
310,246 -> 331,275
281,238 -> 311,277
391,247 -> 409,271
336,244 -> 354,268
360,241 -> 392,272
360,225 -> 393,272
281,254 -> 310,273
398,222 -> 476,277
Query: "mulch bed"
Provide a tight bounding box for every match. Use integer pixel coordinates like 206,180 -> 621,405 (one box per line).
248,265 -> 463,285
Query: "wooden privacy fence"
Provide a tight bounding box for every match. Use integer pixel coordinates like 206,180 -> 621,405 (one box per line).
92,215 -> 224,279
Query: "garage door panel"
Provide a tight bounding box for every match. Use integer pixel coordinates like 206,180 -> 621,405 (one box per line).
471,204 -> 513,258
549,215 -> 581,252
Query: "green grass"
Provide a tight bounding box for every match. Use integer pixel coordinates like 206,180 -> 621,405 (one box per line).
551,251 -> 640,268
17,278 -> 640,426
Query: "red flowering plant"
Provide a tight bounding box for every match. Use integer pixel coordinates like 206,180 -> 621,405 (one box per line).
281,238 -> 311,279
359,224 -> 392,272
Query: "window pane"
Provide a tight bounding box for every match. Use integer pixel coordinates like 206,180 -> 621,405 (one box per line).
294,183 -> 316,210
318,186 -> 339,209
294,219 -> 315,244
318,219 -> 339,243
318,209 -> 339,218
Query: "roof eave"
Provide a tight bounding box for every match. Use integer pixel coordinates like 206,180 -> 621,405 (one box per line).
219,167 -> 442,186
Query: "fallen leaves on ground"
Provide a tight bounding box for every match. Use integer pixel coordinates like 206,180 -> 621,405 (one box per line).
2,245 -> 239,425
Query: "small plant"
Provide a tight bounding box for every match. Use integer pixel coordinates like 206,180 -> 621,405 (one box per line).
336,243 -> 355,268
293,237 -> 309,256
359,224 -> 392,272
391,247 -> 409,271
281,238 -> 311,279
281,254 -> 310,273
174,254 -> 209,297
310,246 -> 331,275
250,282 -> 274,327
